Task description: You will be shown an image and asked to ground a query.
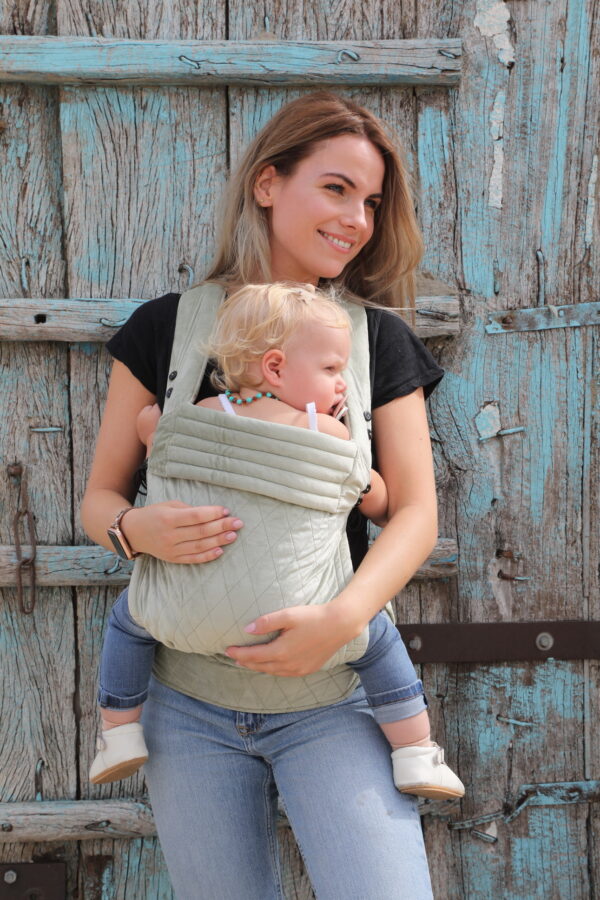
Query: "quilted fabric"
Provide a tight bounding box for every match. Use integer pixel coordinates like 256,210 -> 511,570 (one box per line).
128,283 -> 377,713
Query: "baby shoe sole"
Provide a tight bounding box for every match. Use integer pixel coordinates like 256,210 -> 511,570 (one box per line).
90,755 -> 148,785
399,784 -> 465,800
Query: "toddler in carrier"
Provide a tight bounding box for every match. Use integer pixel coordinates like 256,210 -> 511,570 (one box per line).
90,282 -> 464,801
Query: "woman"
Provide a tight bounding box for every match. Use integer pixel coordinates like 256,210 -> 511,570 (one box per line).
81,91 -> 442,899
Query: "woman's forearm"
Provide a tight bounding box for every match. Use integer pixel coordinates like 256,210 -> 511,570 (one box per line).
328,502 -> 437,636
80,488 -> 137,551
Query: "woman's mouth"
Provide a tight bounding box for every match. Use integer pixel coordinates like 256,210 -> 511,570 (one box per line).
318,230 -> 355,253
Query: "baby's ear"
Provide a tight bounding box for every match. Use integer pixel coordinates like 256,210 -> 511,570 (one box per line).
262,349 -> 285,385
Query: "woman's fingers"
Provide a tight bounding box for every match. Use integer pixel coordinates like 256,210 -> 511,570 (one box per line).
172,526 -> 242,560
122,502 -> 243,562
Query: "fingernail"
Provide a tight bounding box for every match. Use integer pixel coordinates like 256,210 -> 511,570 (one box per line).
232,519 -> 243,529
222,508 -> 230,516
244,622 -> 257,633
225,531 -> 237,541
213,547 -> 223,557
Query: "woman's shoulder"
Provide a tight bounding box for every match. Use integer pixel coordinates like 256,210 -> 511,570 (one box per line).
105,292 -> 182,398
364,305 -> 445,404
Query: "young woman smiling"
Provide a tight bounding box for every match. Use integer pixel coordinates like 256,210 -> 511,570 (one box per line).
81,92 -> 443,899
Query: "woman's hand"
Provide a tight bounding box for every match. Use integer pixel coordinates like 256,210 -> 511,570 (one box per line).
225,602 -> 364,677
121,502 -> 243,564
80,361 -> 243,562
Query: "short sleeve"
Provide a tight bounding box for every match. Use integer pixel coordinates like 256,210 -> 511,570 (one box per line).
367,308 -> 444,408
105,293 -> 181,402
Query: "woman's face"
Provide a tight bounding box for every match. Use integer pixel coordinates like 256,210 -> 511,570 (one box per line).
255,135 -> 385,284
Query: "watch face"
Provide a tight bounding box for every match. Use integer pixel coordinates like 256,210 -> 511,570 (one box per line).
107,528 -> 130,560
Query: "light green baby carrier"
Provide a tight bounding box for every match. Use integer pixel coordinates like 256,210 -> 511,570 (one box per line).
129,282 -> 376,713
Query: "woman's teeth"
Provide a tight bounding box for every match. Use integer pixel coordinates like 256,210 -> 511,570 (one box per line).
320,231 -> 352,250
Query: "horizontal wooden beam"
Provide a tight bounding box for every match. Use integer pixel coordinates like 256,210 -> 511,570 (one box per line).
0,800 -> 155,842
0,37 -> 461,87
0,295 -> 459,342
0,538 -> 457,586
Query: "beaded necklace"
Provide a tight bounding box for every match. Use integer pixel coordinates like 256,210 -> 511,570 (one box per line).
224,388 -> 279,406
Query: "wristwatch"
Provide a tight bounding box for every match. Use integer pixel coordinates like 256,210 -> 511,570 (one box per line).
107,507 -> 140,560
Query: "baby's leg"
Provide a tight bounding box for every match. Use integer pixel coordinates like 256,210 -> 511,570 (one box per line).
90,588 -> 157,784
348,613 -> 464,800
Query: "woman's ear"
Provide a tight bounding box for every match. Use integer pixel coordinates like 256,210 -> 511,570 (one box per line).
261,348 -> 285,386
254,165 -> 279,208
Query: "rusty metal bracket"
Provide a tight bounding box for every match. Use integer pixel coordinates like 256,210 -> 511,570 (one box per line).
486,300 -> 600,334
401,621 -> 600,663
7,463 -> 37,614
446,780 -> 600,837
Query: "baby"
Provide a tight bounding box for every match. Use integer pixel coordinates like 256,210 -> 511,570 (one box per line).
91,283 -> 464,801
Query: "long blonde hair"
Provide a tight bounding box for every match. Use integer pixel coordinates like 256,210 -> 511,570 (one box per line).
207,282 -> 351,392
205,92 -> 423,311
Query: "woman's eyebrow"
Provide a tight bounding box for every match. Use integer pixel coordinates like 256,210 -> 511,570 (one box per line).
321,172 -> 382,198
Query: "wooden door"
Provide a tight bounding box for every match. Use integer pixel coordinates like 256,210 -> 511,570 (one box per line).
0,0 -> 598,897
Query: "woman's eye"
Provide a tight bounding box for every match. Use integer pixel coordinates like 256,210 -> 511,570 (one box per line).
325,183 -> 344,195
365,198 -> 380,212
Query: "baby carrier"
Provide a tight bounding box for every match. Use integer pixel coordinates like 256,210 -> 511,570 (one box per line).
128,283 -> 380,709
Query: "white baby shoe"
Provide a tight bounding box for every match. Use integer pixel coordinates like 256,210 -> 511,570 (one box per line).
89,722 -> 148,784
391,743 -> 465,800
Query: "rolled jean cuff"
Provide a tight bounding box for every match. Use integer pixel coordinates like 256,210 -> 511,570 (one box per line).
97,686 -> 148,710
367,679 -> 427,724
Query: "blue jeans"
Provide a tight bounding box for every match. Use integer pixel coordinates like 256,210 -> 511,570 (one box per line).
98,589 -> 427,722
142,676 -> 433,899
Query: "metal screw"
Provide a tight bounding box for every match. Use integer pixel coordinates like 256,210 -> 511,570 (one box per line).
4,870 -> 17,884
408,635 -> 422,651
501,315 -> 513,325
536,631 -> 554,651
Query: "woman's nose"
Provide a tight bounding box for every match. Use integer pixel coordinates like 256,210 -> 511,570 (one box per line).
340,201 -> 368,231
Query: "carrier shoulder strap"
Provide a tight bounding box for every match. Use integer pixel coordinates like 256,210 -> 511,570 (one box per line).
162,282 -> 226,414
340,299 -> 372,475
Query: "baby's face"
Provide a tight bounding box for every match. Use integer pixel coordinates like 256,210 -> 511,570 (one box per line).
279,319 -> 350,415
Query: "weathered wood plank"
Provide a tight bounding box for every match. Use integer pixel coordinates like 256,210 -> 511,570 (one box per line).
0,36 -> 462,86
0,537 -> 458,585
0,57 -> 79,892
413,1 -> 599,897
0,294 -> 460,340
55,0 -> 225,893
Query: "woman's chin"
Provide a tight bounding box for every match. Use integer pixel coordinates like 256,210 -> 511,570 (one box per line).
316,261 -> 348,281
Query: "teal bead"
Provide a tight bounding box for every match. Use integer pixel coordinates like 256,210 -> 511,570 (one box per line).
245,397 -> 252,403
236,398 -> 243,405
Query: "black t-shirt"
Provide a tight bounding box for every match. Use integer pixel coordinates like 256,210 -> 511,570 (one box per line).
106,292 -> 444,567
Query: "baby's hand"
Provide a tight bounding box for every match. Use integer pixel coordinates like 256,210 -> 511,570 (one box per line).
136,403 -> 161,457
358,468 -> 389,526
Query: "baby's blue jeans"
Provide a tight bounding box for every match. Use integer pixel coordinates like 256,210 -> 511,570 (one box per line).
98,588 -> 426,723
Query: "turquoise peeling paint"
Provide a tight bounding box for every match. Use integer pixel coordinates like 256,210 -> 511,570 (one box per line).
418,101 -> 454,282
524,343 -> 557,523
454,660 -> 586,898
540,2 -> 589,297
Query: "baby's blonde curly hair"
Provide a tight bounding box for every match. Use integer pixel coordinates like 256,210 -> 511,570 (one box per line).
207,283 -> 351,392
